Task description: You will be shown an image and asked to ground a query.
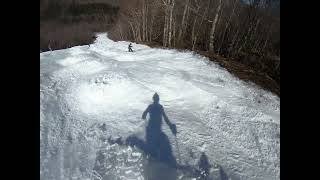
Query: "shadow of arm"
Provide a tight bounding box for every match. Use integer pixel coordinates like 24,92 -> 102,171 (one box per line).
142,105 -> 150,119
163,107 -> 177,135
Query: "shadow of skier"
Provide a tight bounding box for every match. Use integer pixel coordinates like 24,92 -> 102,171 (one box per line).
98,93 -> 235,180
126,93 -> 177,180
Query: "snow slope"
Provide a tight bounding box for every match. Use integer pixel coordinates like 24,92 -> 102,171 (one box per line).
40,33 -> 280,180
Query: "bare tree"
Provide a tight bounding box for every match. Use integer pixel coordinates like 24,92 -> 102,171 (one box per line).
209,0 -> 222,52
218,0 -> 239,55
168,0 -> 175,47
162,0 -> 169,46
177,0 -> 190,44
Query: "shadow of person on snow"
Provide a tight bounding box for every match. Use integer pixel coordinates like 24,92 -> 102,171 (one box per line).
125,93 -> 177,180
100,93 -> 235,180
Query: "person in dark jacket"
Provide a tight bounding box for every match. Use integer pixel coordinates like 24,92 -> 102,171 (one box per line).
128,43 -> 133,52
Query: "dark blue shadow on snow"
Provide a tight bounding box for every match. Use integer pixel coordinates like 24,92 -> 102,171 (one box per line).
103,93 -> 234,180
124,93 -> 177,179
126,93 -> 177,167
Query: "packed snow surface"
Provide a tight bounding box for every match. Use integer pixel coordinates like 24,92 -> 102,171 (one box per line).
40,33 -> 280,180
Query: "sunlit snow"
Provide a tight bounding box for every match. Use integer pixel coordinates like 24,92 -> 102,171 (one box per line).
40,33 -> 280,180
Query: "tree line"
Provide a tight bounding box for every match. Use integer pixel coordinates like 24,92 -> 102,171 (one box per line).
109,0 -> 280,93
111,0 -> 279,55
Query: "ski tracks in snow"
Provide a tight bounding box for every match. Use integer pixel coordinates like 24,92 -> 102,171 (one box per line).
40,33 -> 280,180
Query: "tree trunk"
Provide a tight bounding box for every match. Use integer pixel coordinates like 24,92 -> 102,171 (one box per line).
259,24 -> 273,54
145,0 -> 148,41
218,0 -> 238,54
118,23 -> 123,40
229,27 -> 240,57
129,21 -> 136,42
168,0 -> 174,47
237,19 -> 255,53
149,13 -> 154,42
209,0 -> 222,52
192,16 -> 198,51
178,0 -> 189,43
163,14 -> 167,46
142,0 -> 145,41
249,18 -> 261,51
194,3 -> 209,51
163,0 -> 169,46
173,14 -> 176,47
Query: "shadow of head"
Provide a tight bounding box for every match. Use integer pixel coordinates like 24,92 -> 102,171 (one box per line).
153,93 -> 159,104
199,152 -> 211,176
195,152 -> 231,180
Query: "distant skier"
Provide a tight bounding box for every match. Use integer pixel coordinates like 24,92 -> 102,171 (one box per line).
128,43 -> 133,52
